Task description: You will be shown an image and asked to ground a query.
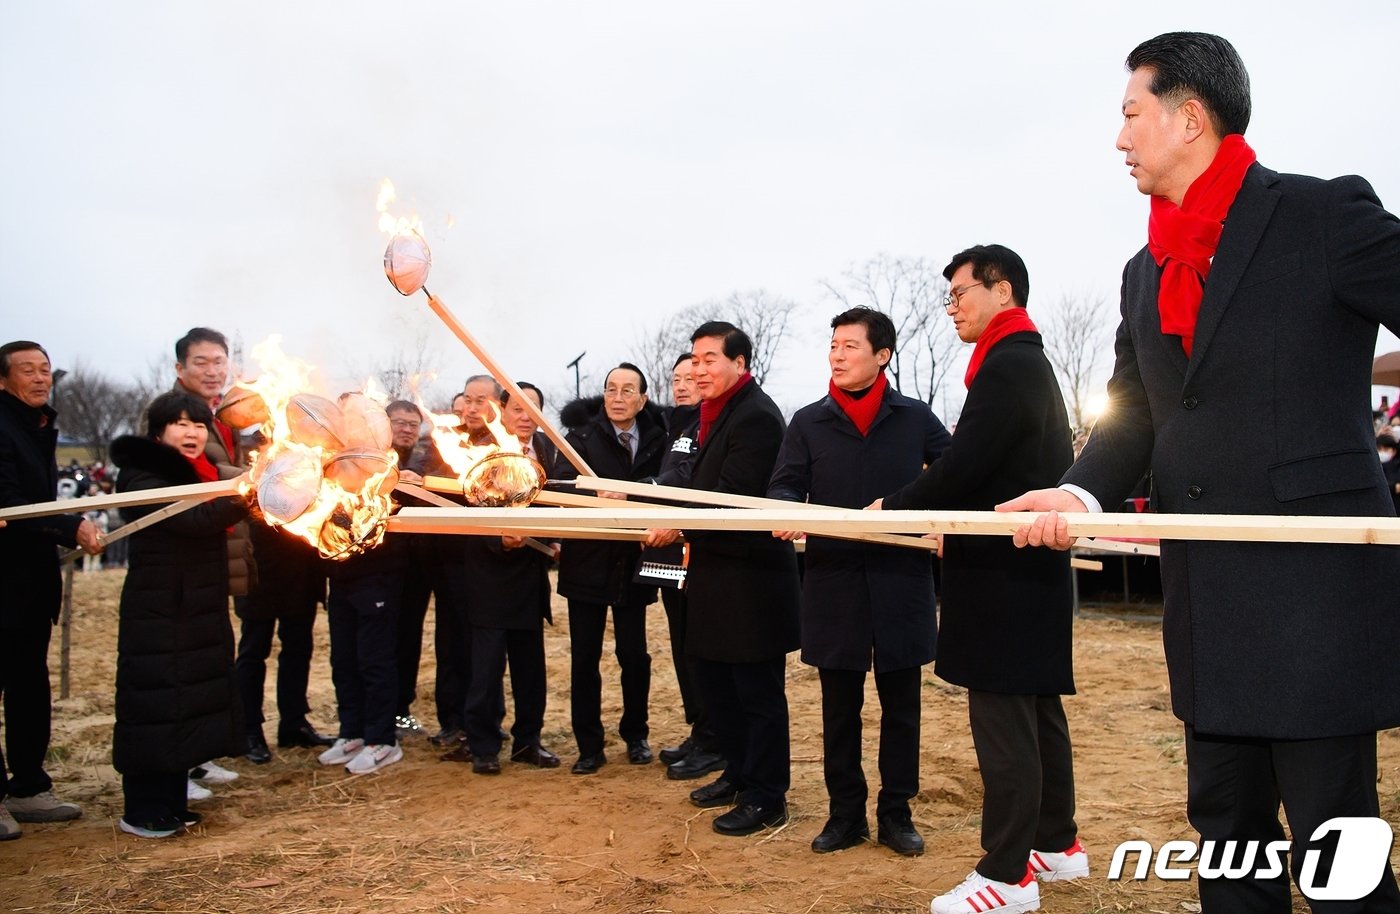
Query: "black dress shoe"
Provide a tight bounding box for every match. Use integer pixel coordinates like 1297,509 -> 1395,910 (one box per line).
510,744 -> 561,768
714,801 -> 788,836
429,727 -> 467,747
245,731 -> 272,765
472,754 -> 501,775
277,723 -> 336,749
876,816 -> 925,856
658,737 -> 693,766
666,749 -> 727,781
571,752 -> 607,775
180,810 -> 203,828
811,817 -> 869,853
689,777 -> 739,808
626,739 -> 653,764
439,744 -> 474,764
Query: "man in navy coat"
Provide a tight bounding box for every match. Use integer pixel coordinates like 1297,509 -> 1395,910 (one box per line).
1008,31 -> 1400,913
768,307 -> 950,857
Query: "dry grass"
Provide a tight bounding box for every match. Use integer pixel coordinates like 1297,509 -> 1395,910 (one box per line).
3,571 -> 1398,912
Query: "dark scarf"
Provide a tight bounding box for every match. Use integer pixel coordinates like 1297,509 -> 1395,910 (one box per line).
965,308 -> 1039,388
828,370 -> 887,436
1146,133 -> 1257,356
698,372 -> 752,444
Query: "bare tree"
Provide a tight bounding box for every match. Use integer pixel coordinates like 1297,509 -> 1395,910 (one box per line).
629,289 -> 803,403
51,360 -> 149,461
821,254 -> 962,407
1041,292 -> 1113,435
343,320 -> 451,404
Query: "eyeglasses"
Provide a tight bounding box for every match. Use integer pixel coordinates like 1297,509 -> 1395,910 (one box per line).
943,282 -> 987,311
603,386 -> 640,399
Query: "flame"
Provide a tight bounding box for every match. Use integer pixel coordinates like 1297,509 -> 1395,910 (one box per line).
417,397 -> 543,507
233,337 -> 399,560
376,178 -> 423,238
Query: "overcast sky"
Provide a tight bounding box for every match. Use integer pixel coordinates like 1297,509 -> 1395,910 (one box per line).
4,1 -> 1399,420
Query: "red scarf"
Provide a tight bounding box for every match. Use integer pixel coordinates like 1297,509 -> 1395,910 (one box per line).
698,372 -> 752,444
187,451 -> 220,482
964,308 -> 1039,388
1146,134 -> 1257,356
828,370 -> 887,436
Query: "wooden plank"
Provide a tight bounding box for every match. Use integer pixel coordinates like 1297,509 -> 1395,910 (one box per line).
387,505 -> 1400,546
393,482 -> 553,556
424,292 -> 595,478
1076,537 -> 1161,558
0,477 -> 243,523
60,497 -> 208,564
1071,558 -> 1104,572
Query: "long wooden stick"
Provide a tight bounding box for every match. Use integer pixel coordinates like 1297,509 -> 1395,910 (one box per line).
423,292 -> 594,478
1076,538 -> 1161,557
393,482 -> 554,557
60,497 -> 208,564
0,477 -> 242,523
388,505 -> 1400,546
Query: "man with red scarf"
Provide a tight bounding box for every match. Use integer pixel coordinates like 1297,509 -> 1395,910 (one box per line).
869,246 -> 1081,913
645,321 -> 801,837
1006,32 -> 1400,913
767,307 -> 950,858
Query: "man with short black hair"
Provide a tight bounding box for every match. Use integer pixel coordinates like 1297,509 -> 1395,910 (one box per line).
0,340 -> 99,838
770,307 -> 950,857
1006,31 -> 1400,913
872,245 -> 1081,913
646,322 -> 801,837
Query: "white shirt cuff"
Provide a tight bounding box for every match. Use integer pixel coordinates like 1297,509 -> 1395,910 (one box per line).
1058,483 -> 1102,514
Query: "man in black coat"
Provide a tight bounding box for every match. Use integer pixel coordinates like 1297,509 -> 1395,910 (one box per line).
1008,32 -> 1400,913
554,364 -> 666,774
646,322 -> 801,837
769,307 -> 950,857
0,340 -> 99,838
873,246 -> 1080,914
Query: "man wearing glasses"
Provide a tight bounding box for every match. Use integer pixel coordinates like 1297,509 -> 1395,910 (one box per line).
870,245 -> 1083,914
554,364 -> 666,774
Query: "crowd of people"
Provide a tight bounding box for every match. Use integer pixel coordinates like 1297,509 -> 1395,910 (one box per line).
5,30 -> 1400,914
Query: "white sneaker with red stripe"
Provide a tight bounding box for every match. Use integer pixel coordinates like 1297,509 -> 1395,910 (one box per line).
930,867 -> 1039,914
1029,837 -> 1090,881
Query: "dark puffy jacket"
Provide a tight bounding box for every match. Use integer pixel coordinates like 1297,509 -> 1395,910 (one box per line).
554,397 -> 666,605
111,435 -> 248,773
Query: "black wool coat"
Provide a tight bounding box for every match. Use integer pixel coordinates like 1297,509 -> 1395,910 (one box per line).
883,332 -> 1074,695
768,384 -> 951,672
554,399 -> 666,606
110,435 -> 248,774
235,521 -> 325,622
1064,165 -> 1400,739
682,381 -> 801,663
0,391 -> 81,628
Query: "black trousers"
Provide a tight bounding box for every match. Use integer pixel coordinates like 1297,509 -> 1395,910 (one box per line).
395,565 -> 433,717
660,587 -> 716,750
819,665 -> 921,822
122,771 -> 187,825
967,690 -> 1078,884
567,599 -> 650,756
695,656 -> 789,809
234,609 -> 315,735
0,617 -> 55,801
464,625 -> 547,758
1185,726 -> 1400,914
326,572 -> 400,747
432,559 -> 471,732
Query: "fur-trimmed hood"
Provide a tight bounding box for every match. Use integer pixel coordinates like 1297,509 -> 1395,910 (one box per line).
110,434 -> 202,485
559,395 -> 667,432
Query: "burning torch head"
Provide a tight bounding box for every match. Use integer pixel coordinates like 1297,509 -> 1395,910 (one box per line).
384,230 -> 432,296
461,451 -> 546,507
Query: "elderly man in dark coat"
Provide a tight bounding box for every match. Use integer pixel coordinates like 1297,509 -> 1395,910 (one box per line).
873,245 -> 1081,914
646,321 -> 801,837
554,363 -> 667,774
1008,32 -> 1400,913
769,307 -> 950,857
0,340 -> 99,838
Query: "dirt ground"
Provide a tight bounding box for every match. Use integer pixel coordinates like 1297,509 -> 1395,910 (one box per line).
4,569 -> 1399,914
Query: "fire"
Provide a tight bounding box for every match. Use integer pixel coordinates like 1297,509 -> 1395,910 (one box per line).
418,397 -> 543,507
375,179 -> 423,238
219,337 -> 400,559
